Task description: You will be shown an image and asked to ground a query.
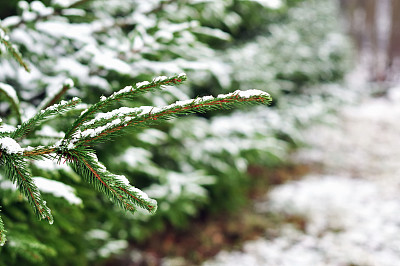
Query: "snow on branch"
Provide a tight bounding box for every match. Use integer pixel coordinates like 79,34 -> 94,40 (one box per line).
0,72 -> 272,243
0,27 -> 30,72
64,73 -> 187,140
0,137 -> 23,154
11,97 -> 81,139
67,149 -> 157,214
70,88 -> 271,145
33,177 -> 82,205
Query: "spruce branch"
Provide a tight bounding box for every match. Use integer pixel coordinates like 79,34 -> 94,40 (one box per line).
64,73 -> 187,140
0,28 -> 30,72
71,89 -> 272,145
11,97 -> 81,139
22,146 -> 57,158
0,73 -> 271,235
65,148 -> 157,213
2,153 -> 53,224
2,232 -> 56,262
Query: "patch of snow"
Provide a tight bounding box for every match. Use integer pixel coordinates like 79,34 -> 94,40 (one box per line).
98,240 -> 128,258
30,1 -> 53,16
152,75 -> 168,82
119,147 -> 152,168
56,58 -> 89,81
206,83 -> 400,265
254,0 -> 283,9
0,82 -> 19,106
0,180 -> 17,191
63,78 -> 74,87
32,157 -> 70,171
61,8 -> 86,16
52,0 -> 81,8
137,128 -> 167,144
128,186 -> 150,200
22,11 -> 37,22
136,81 -> 150,88
0,123 -> 16,133
34,176 -> 82,205
86,229 -> 109,240
36,21 -> 94,44
92,50 -> 132,74
113,174 -> 130,186
35,125 -> 64,140
113,86 -> 132,96
0,137 -> 23,154
2,16 -> 20,28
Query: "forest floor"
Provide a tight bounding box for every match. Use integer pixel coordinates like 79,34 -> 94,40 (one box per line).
202,79 -> 400,265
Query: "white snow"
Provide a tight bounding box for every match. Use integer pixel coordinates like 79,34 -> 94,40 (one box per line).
22,11 -> 37,22
152,75 -> 168,82
0,82 -> 19,106
128,186 -> 150,200
52,0 -> 81,8
30,1 -> 53,16
113,174 -> 130,186
137,128 -> 167,144
136,81 -> 150,88
0,179 -> 17,191
237,89 -> 270,98
34,176 -> 82,205
86,229 -> 109,240
217,89 -> 270,99
1,16 -> 20,28
119,147 -> 152,168
63,78 -> 74,87
32,157 -> 70,171
113,86 -> 133,96
92,50 -> 132,74
61,8 -> 86,16
0,123 -> 16,133
56,58 -> 89,81
36,21 -> 94,44
252,0 -> 283,9
0,137 -> 23,154
145,171 -> 214,202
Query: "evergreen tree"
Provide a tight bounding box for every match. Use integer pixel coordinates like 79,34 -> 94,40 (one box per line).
0,25 -> 271,247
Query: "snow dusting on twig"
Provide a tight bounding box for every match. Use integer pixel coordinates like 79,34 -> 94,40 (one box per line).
0,137 -> 23,154
0,82 -> 19,105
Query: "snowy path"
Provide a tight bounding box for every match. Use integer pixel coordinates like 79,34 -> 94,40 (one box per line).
203,86 -> 400,266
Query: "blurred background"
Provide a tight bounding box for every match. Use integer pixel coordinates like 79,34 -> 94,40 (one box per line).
0,0 -> 398,265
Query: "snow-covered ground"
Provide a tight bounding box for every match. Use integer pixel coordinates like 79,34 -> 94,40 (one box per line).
203,83 -> 400,266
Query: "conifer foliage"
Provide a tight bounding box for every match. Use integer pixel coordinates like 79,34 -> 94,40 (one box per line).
0,30 -> 271,245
